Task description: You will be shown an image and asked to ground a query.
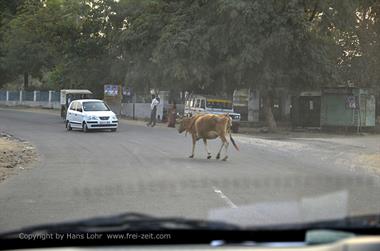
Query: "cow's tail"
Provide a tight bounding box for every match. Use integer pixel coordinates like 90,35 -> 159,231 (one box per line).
230,134 -> 239,151
227,116 -> 239,151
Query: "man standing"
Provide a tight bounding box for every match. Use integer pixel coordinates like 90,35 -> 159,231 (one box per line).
147,95 -> 160,127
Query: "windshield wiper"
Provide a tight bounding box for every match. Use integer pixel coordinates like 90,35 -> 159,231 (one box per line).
1,213 -> 379,249
1,213 -> 380,238
0,212 -> 239,237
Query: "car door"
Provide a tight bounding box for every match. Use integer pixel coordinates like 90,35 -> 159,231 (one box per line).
193,98 -> 200,114
76,102 -> 84,126
200,99 -> 206,114
66,101 -> 76,123
69,101 -> 80,127
188,98 -> 195,116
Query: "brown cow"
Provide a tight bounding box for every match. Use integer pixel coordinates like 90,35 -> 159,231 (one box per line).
177,114 -> 239,161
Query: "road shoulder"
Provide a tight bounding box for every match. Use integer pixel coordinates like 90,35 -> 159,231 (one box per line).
0,132 -> 38,183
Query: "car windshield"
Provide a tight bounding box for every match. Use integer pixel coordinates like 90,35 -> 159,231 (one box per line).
1,0 -> 380,248
83,102 -> 109,111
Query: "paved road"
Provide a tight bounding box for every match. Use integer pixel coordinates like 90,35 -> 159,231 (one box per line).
0,108 -> 379,232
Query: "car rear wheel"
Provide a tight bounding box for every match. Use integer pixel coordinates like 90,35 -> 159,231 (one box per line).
82,122 -> 88,133
66,121 -> 72,131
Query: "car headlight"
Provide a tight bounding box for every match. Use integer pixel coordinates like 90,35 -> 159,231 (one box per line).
111,115 -> 117,120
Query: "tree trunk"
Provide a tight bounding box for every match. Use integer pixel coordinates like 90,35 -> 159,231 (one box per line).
263,92 -> 277,132
23,72 -> 29,89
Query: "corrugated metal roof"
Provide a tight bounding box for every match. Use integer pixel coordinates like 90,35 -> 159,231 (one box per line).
60,89 -> 92,94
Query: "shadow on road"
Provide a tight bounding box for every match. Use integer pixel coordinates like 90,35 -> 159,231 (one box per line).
169,157 -> 230,164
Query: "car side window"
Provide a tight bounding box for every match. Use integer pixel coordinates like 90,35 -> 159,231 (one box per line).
77,103 -> 83,112
70,102 -> 77,111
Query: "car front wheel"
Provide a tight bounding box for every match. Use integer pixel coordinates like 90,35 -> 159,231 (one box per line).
111,128 -> 117,132
66,121 -> 72,131
82,122 -> 88,133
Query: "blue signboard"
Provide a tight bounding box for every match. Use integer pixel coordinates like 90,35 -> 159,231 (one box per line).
104,85 -> 118,96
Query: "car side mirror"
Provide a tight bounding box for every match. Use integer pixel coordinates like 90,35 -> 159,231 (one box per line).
77,108 -> 83,113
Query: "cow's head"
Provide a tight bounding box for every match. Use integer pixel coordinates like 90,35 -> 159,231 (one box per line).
177,117 -> 189,134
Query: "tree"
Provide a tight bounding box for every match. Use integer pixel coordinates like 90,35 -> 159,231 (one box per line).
337,1 -> 380,91
0,0 -> 379,129
0,0 -> 27,87
0,0 -> 64,89
1,0 -> 122,92
148,0 -> 342,130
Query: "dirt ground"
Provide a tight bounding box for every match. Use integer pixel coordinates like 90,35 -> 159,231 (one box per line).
357,154 -> 380,174
0,132 -> 37,183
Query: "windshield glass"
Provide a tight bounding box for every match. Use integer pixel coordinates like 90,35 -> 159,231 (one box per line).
83,102 -> 110,111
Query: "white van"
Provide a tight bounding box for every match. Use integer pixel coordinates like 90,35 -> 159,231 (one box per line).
184,95 -> 241,132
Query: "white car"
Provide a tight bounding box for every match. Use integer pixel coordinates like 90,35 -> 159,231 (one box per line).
65,99 -> 118,132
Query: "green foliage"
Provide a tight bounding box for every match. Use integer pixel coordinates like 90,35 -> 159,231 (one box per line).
0,0 -> 379,95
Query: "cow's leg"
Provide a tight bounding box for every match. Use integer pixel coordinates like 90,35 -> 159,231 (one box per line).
203,138 -> 211,159
216,140 -> 224,159
220,135 -> 229,161
189,134 -> 196,158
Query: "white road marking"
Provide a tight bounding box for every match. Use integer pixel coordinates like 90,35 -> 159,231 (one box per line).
212,186 -> 238,209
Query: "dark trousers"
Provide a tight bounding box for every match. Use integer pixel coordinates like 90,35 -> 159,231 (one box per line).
147,107 -> 157,126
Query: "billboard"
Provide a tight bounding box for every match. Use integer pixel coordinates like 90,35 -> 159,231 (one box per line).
104,85 -> 119,96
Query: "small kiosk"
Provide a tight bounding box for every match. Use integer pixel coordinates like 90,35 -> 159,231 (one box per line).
60,89 -> 92,119
291,91 -> 321,128
320,87 -> 376,131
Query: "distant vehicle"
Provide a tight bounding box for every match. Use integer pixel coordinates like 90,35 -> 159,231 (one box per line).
65,99 -> 118,132
60,89 -> 93,120
184,95 -> 241,133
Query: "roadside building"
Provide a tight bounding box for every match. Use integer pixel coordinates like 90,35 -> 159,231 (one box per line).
320,87 -> 376,131
291,91 -> 321,128
233,88 -> 291,124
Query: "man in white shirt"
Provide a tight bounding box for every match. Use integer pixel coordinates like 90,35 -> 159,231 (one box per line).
147,95 -> 160,127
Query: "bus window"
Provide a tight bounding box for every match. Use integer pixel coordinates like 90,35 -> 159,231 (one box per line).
195,99 -> 200,108
200,100 -> 205,109
206,100 -> 232,109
